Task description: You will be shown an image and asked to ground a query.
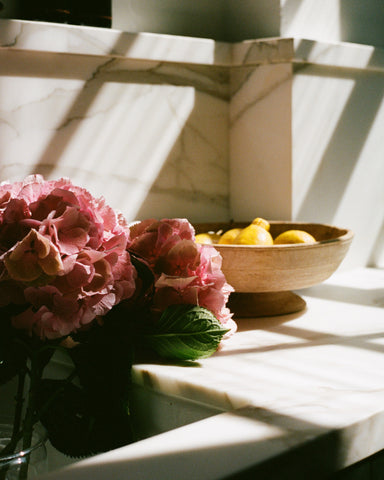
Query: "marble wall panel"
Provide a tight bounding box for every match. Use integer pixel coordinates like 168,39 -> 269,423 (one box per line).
1,21 -> 383,269
0,18 -> 232,65
292,64 -> 384,269
282,0 -> 384,49
229,62 -> 293,222
0,49 -> 230,224
229,57 -> 384,269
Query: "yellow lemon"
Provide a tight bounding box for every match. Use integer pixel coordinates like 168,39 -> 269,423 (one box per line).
234,225 -> 274,245
251,217 -> 270,231
195,232 -> 221,244
274,230 -> 316,245
218,228 -> 243,244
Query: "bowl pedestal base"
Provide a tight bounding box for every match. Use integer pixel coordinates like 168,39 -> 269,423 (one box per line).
228,291 -> 307,318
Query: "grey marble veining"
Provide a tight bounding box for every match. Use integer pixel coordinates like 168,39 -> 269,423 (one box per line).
0,45 -> 230,223
1,19 -> 384,268
0,19 -> 232,65
0,15 -> 384,480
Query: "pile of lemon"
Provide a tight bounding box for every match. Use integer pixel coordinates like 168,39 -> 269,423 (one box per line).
195,218 -> 316,246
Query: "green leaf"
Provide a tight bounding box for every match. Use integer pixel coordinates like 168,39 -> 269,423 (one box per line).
143,305 -> 229,361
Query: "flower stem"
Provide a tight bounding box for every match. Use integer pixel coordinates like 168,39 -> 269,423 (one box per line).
12,369 -> 26,444
0,367 -> 28,480
18,353 -> 43,479
0,369 -> 25,459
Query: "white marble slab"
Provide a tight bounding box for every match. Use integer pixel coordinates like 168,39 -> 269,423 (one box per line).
1,17 -> 384,480
0,31 -> 230,224
40,268 -> 384,479
1,19 -> 384,269
229,40 -> 384,270
0,19 -> 232,65
3,20 -> 384,71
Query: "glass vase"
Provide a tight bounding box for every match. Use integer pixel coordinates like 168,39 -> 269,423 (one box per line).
0,424 -> 48,480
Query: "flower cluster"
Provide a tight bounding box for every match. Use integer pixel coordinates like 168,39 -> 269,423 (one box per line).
0,175 -> 235,341
0,175 -> 136,339
0,175 -> 236,468
130,218 -> 236,334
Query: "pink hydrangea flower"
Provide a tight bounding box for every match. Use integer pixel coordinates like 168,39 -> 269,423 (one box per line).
130,218 -> 236,333
0,175 -> 137,339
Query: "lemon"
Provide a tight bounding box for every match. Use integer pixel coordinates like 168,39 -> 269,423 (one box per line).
195,232 -> 221,244
251,217 -> 270,231
218,228 -> 243,244
274,230 -> 316,245
234,225 -> 273,245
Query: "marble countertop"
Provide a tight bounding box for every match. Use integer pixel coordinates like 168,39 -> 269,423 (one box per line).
1,19 -> 384,72
42,267 -> 384,479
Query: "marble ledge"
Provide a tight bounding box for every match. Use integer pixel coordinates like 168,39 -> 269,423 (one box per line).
42,268 -> 384,480
2,19 -> 384,72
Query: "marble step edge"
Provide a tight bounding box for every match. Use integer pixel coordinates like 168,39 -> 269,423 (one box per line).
1,19 -> 384,73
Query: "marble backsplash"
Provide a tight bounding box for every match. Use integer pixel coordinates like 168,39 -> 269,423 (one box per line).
0,20 -> 384,269
0,26 -> 230,223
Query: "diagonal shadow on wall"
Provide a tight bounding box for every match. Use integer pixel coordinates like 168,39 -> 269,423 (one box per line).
295,60 -> 384,222
0,24 -> 230,222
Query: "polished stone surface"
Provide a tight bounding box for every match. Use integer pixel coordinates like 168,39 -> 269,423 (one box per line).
3,20 -> 384,69
39,268 -> 384,479
1,20 -> 384,269
0,16 -> 384,480
0,20 -> 231,224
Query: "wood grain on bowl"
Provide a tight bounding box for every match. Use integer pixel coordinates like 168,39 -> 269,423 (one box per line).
195,222 -> 353,294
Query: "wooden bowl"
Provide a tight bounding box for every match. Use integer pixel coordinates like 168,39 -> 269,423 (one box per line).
195,221 -> 353,317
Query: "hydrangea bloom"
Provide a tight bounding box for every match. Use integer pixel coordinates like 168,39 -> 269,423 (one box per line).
129,218 -> 236,333
0,175 -> 136,339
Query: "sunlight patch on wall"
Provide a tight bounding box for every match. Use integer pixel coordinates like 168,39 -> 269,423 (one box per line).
50,83 -> 196,219
292,69 -> 355,219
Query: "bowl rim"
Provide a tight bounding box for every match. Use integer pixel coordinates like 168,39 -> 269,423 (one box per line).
195,221 -> 354,249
